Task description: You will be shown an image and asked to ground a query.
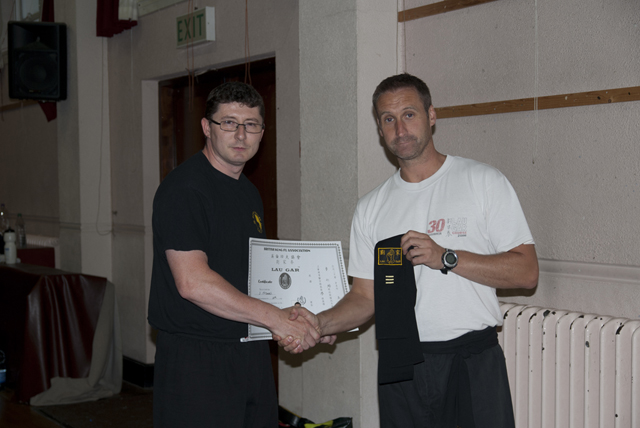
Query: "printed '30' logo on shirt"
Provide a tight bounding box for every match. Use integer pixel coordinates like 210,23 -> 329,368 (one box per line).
427,219 -> 446,234
252,212 -> 263,234
427,217 -> 468,237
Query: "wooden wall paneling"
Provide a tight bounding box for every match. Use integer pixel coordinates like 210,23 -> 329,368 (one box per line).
0,100 -> 39,113
435,86 -> 640,119
397,2 -> 640,119
398,0 -> 499,22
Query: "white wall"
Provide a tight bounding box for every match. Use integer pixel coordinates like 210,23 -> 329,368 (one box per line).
0,98 -> 59,237
282,1 -> 401,425
283,3 -> 361,423
403,0 -> 640,318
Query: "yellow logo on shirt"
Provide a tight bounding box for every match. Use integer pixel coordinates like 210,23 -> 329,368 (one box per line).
377,247 -> 402,266
252,212 -> 263,234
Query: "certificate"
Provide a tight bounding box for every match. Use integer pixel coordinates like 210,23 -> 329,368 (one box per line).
242,238 -> 351,341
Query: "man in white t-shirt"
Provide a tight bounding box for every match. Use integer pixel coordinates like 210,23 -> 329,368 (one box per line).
277,74 -> 539,428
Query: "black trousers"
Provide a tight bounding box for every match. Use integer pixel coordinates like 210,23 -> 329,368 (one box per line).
153,331 -> 278,428
378,343 -> 515,428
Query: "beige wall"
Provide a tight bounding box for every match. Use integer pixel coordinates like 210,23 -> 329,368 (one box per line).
0,60 -> 59,237
280,2 -> 400,426
0,97 -> 59,237
1,0 -> 639,426
402,0 -> 640,320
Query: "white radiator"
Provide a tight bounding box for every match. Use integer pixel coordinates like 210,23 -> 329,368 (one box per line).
26,234 -> 60,269
498,303 -> 640,428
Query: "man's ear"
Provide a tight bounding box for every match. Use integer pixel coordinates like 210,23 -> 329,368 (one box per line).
428,105 -> 437,127
201,117 -> 211,139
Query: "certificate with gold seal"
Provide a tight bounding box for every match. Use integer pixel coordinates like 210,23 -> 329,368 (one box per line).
242,238 -> 350,341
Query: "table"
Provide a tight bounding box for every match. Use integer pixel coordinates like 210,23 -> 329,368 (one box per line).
0,263 -> 122,405
16,245 -> 55,268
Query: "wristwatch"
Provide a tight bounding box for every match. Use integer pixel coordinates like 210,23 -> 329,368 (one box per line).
440,249 -> 458,274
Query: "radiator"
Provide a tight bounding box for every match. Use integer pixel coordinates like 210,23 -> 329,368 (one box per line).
498,302 -> 640,428
26,234 -> 60,269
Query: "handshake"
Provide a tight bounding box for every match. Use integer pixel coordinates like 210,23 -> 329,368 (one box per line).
272,304 -> 337,354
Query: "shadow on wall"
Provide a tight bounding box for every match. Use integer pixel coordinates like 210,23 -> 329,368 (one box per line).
497,286 -> 537,299
279,317 -> 375,368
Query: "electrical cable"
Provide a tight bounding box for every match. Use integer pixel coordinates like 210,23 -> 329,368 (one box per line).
533,0 -> 539,164
0,0 -> 18,121
244,0 -> 251,85
186,0 -> 195,111
396,0 -> 407,74
96,36 -> 111,236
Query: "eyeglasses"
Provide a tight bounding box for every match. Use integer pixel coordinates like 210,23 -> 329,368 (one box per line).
208,119 -> 264,134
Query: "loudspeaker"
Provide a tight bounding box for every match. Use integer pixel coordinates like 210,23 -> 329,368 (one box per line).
8,21 -> 67,101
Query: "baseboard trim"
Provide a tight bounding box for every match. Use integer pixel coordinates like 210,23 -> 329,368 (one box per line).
539,258 -> 640,285
123,356 -> 154,388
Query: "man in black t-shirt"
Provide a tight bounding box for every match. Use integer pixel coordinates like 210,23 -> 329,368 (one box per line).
149,82 -> 322,427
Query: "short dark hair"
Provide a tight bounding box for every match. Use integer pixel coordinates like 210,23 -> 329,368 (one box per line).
204,81 -> 265,121
372,73 -> 432,117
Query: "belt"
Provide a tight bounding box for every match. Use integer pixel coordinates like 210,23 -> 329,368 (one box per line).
421,326 -> 498,428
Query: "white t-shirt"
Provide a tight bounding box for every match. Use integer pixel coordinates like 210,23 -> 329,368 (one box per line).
348,155 -> 534,341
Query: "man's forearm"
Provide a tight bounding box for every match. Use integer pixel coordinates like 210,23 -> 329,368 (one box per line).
316,278 -> 375,336
452,244 -> 539,290
168,249 -> 320,347
402,231 -> 538,290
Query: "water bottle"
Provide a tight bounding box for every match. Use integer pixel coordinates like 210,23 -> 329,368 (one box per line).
0,204 -> 8,255
0,203 -> 9,233
0,204 -> 9,232
4,229 -> 17,264
15,213 -> 26,248
0,350 -> 6,390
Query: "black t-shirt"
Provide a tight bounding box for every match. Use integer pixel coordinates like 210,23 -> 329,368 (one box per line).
148,152 -> 266,341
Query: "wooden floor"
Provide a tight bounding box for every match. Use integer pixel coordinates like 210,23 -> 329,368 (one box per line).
0,388 -> 61,428
0,382 -> 154,428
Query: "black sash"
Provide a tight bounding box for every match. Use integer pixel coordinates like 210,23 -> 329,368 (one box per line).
421,325 -> 499,428
373,234 -> 424,385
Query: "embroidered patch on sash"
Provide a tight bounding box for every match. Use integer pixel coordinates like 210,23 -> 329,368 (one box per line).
377,247 -> 403,266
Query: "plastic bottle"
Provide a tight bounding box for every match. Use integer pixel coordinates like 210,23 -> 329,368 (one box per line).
4,229 -> 16,264
0,203 -> 9,233
15,213 -> 26,248
0,350 -> 6,390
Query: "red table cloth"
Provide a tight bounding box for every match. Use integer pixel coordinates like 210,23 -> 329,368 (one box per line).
0,263 -> 119,403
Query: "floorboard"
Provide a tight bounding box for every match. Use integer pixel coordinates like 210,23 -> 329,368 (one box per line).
0,388 -> 62,428
0,383 -> 153,428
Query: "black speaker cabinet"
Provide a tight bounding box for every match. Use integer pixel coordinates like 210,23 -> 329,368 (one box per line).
8,21 -> 67,101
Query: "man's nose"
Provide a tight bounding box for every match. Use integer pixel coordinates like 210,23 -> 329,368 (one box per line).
235,125 -> 247,139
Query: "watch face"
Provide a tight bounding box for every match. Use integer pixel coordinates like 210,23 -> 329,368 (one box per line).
445,252 -> 457,265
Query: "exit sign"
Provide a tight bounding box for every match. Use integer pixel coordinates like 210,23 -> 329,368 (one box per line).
176,7 -> 215,48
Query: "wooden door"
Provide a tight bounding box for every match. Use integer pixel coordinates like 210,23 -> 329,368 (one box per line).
158,57 -> 277,239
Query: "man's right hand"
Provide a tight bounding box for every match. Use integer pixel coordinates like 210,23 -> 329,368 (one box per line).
274,306 -> 337,354
273,277 -> 375,354
270,306 -> 322,352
